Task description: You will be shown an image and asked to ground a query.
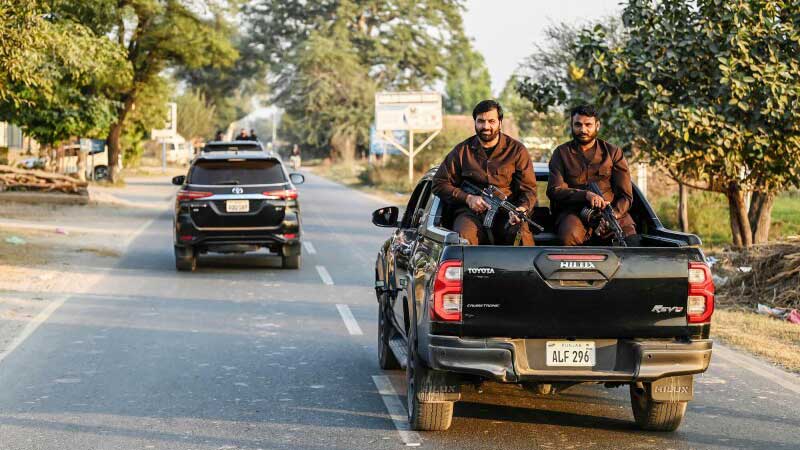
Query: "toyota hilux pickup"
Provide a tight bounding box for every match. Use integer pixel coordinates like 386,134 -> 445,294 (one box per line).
371,165 -> 713,432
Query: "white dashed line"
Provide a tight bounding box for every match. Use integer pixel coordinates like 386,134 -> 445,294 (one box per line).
336,304 -> 363,335
303,241 -> 317,255
316,265 -> 334,285
372,375 -> 421,447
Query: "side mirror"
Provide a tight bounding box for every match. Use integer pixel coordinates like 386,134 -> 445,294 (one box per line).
172,175 -> 186,186
289,173 -> 305,185
372,206 -> 399,228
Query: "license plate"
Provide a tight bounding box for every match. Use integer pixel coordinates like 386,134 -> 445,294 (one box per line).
225,199 -> 250,213
545,341 -> 595,367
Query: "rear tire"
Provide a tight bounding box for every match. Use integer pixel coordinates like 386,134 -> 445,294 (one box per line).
282,254 -> 301,269
378,295 -> 401,370
630,383 -> 687,431
94,165 -> 109,181
406,330 -> 453,431
175,246 -> 197,272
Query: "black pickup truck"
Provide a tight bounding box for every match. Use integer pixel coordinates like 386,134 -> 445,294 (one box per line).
371,165 -> 714,432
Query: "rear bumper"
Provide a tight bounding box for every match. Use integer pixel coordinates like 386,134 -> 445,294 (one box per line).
174,212 -> 300,250
426,335 -> 712,383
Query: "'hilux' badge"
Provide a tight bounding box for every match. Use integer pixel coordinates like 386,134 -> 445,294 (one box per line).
559,261 -> 596,269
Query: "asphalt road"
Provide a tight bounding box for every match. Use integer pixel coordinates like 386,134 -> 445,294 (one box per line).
0,173 -> 799,450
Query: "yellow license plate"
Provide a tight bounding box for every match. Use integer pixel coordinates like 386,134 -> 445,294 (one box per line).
225,199 -> 250,213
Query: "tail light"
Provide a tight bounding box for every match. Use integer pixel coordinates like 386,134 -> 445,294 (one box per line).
687,262 -> 714,323
432,260 -> 462,321
177,190 -> 213,201
263,189 -> 298,200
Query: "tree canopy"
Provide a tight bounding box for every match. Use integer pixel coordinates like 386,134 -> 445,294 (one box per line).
245,0 -> 469,159
518,0 -> 800,247
0,1 -> 131,146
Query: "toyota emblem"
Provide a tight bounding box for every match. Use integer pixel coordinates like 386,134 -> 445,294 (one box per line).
232,187 -> 244,194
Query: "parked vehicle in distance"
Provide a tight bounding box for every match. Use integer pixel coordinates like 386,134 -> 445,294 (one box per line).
172,150 -> 304,271
372,165 -> 714,432
61,139 -> 116,180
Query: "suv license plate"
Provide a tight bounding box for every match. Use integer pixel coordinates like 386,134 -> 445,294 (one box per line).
545,341 -> 595,367
226,199 -> 250,213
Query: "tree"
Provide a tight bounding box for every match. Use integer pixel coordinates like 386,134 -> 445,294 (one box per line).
281,29 -> 376,162
519,1 -> 800,247
52,0 -> 238,182
444,39 -> 491,114
245,0 -> 468,159
498,75 -> 565,142
178,14 -> 268,131
0,1 -> 131,149
176,89 -> 217,142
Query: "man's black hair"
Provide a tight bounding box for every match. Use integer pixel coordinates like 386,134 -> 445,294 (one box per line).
472,100 -> 503,121
570,104 -> 599,119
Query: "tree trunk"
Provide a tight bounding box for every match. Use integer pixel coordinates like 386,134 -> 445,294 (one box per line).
748,191 -> 775,244
726,182 -> 753,248
678,182 -> 689,232
106,96 -> 135,183
330,132 -> 356,163
76,149 -> 87,182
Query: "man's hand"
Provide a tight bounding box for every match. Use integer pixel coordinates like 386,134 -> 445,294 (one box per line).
586,191 -> 609,209
466,194 -> 490,214
508,206 -> 527,226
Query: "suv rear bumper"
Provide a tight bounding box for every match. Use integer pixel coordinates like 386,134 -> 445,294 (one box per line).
174,212 -> 300,251
426,335 -> 712,383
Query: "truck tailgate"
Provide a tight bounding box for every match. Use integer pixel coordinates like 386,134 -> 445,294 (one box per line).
460,246 -> 700,338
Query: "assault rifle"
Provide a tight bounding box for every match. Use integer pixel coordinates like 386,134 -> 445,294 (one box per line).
461,180 -> 544,233
585,182 -> 627,247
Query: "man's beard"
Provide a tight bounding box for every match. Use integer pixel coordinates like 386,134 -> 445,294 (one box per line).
572,129 -> 598,144
477,127 -> 499,143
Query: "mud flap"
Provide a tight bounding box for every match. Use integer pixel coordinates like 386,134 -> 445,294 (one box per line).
649,375 -> 694,402
282,242 -> 302,256
415,369 -> 462,403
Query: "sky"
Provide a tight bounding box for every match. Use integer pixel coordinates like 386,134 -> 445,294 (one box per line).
462,0 -> 624,95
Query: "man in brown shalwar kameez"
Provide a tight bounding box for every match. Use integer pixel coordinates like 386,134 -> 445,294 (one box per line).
547,104 -> 636,246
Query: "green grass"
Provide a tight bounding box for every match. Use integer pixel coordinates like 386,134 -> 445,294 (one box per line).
770,195 -> 800,239
652,190 -> 800,246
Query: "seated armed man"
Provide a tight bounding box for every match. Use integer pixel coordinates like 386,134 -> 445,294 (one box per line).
547,104 -> 636,246
432,100 -> 537,245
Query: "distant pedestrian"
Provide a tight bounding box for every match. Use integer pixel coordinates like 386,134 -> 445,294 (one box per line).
214,130 -> 224,141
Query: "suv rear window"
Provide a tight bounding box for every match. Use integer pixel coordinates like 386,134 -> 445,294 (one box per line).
189,160 -> 286,185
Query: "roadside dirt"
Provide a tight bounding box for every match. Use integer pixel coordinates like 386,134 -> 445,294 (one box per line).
0,176 -> 171,356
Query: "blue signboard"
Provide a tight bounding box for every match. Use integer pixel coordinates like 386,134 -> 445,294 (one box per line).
369,124 -> 406,156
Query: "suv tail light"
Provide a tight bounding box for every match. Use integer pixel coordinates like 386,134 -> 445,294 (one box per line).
687,262 -> 714,323
432,260 -> 462,321
263,189 -> 298,200
177,190 -> 213,201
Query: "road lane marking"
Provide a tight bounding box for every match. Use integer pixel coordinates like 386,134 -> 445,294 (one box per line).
336,304 -> 363,335
372,375 -> 421,447
316,265 -> 334,285
0,198 -> 171,369
303,241 -> 317,255
0,295 -> 69,365
714,344 -> 800,395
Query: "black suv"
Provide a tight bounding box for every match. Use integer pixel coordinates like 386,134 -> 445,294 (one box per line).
171,150 -> 305,271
